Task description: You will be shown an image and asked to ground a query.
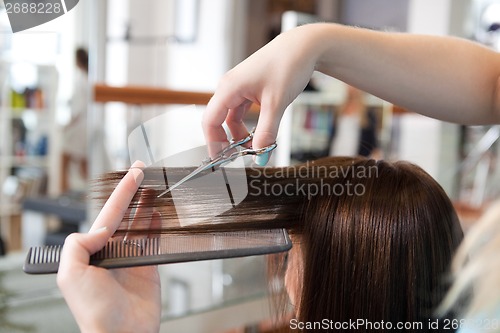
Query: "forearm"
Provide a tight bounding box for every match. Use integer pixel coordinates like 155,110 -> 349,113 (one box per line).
305,23 -> 500,124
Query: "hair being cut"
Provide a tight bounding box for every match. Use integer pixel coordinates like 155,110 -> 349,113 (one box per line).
95,156 -> 463,332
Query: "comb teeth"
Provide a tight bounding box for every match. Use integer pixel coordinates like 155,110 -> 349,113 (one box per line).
89,238 -> 162,269
92,238 -> 161,260
23,238 -> 163,274
24,246 -> 63,274
23,229 -> 292,275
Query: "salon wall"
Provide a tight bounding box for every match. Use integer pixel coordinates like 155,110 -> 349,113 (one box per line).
403,0 -> 471,191
94,0 -> 248,170
110,0 -> 246,90
165,0 -> 247,91
340,0 -> 409,31
408,0 -> 472,36
340,0 -> 472,35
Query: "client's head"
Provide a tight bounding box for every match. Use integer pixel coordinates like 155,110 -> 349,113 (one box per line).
277,158 -> 463,330
97,156 -> 463,330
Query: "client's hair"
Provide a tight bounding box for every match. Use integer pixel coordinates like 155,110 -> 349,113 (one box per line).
95,156 -> 463,331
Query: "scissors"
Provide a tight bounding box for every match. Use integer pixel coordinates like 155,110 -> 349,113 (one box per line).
157,129 -> 277,198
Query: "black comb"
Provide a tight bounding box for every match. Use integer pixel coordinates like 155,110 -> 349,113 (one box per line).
23,229 -> 292,274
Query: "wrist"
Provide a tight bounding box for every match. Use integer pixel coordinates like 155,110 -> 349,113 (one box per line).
294,23 -> 341,74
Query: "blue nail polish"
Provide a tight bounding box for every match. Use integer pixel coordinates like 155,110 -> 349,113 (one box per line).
254,152 -> 269,166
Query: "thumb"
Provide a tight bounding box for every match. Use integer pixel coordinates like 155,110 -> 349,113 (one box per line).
59,227 -> 111,274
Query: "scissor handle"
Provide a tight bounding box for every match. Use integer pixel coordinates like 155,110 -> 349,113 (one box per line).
239,143 -> 277,156
217,129 -> 256,157
229,128 -> 255,147
213,142 -> 277,167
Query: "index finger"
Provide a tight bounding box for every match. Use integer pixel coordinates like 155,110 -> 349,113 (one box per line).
89,160 -> 145,235
203,94 -> 230,143
203,91 -> 253,155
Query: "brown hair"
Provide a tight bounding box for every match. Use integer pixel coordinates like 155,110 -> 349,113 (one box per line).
95,156 -> 463,331
75,47 -> 88,73
294,158 -> 463,331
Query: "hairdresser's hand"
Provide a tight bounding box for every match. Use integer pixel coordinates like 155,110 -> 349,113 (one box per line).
205,22 -> 500,157
203,25 -> 321,165
57,161 -> 162,333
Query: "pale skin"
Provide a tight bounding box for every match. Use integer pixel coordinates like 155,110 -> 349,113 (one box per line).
203,23 -> 500,159
57,23 -> 500,332
57,161 -> 162,333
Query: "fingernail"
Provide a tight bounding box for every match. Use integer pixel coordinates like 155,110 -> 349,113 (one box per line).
90,226 -> 108,234
130,160 -> 145,182
254,152 -> 269,166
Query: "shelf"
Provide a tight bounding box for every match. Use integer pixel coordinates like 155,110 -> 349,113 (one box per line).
0,62 -> 58,214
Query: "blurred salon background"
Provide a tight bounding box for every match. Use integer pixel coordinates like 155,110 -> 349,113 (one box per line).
0,0 -> 498,332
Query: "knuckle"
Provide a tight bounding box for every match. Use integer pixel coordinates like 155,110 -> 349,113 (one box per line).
63,232 -> 80,245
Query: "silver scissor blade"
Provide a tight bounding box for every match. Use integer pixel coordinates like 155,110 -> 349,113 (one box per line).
156,148 -> 253,198
157,163 -> 213,198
